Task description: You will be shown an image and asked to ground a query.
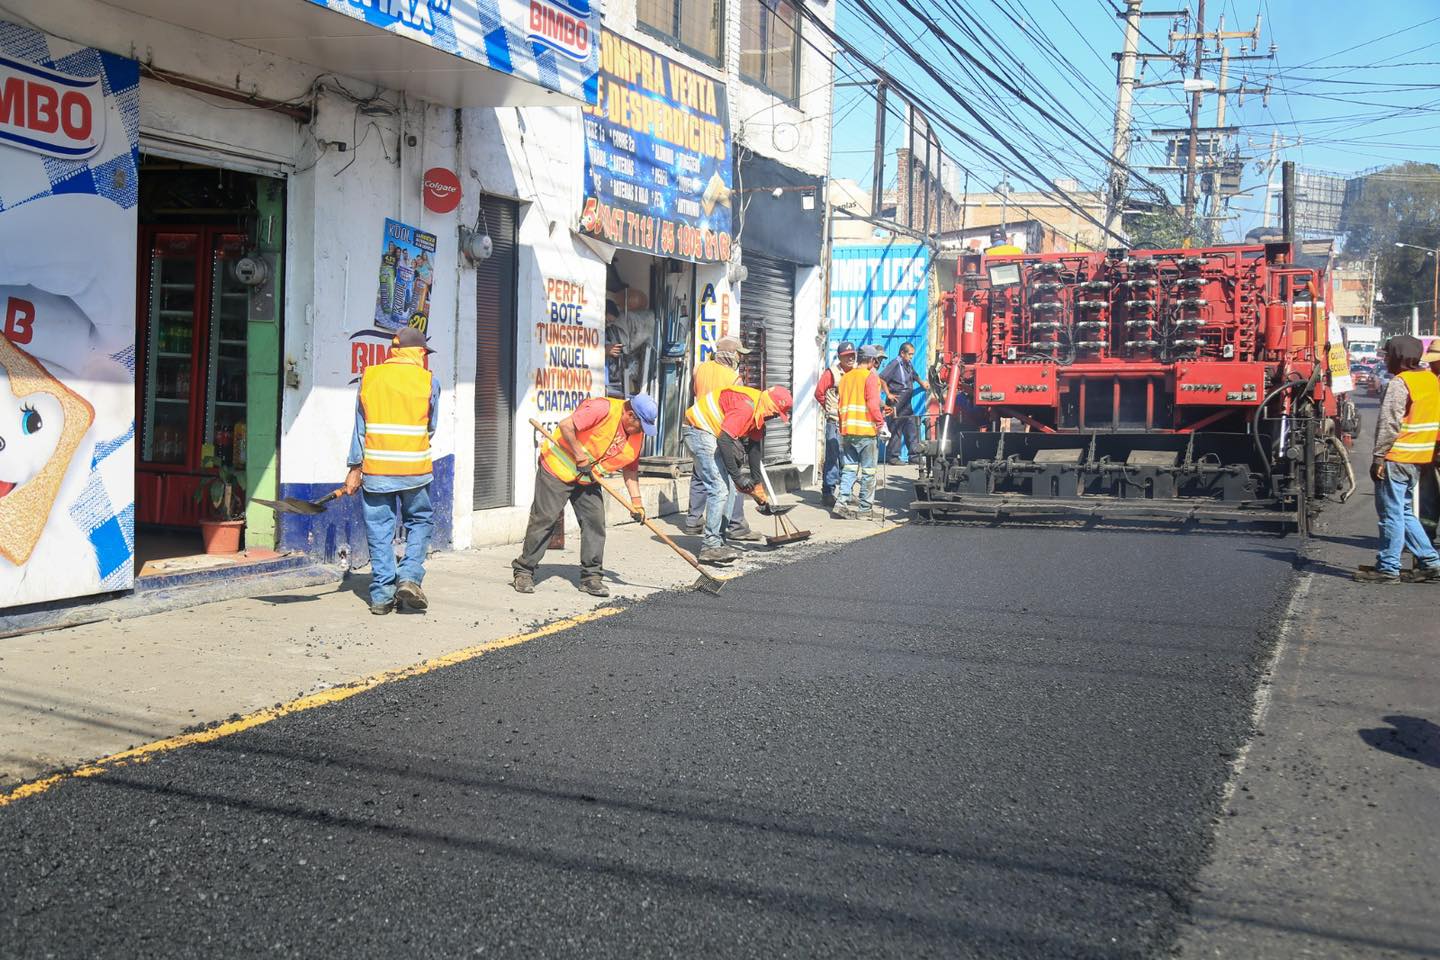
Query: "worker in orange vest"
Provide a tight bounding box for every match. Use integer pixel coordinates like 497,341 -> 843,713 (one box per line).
1356,335 -> 1440,582
512,394 -> 658,596
684,335 -> 759,542
684,384 -> 792,564
833,345 -> 887,519
344,327 -> 441,615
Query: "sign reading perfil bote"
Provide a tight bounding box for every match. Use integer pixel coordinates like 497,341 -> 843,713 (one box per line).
829,244 -> 932,414
302,0 -> 603,102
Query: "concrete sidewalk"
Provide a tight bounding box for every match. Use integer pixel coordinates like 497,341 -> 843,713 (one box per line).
1179,400 -> 1440,959
0,469 -> 916,790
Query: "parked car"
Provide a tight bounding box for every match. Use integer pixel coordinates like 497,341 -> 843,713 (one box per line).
1371,366 -> 1393,397
1352,365 -> 1376,393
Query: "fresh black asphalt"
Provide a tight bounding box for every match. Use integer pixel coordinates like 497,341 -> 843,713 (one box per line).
0,524 -> 1295,958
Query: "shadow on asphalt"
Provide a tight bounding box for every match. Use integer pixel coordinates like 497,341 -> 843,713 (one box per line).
1358,715 -> 1440,769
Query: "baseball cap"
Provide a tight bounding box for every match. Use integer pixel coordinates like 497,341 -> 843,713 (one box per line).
392,327 -> 427,348
837,341 -> 857,356
1423,340 -> 1440,364
766,385 -> 793,421
627,394 -> 659,436
715,335 -> 751,354
860,345 -> 881,361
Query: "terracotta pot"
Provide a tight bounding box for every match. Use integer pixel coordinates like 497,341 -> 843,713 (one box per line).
199,519 -> 244,554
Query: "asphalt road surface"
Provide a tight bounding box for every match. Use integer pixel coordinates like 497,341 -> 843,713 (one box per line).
0,524 -> 1295,959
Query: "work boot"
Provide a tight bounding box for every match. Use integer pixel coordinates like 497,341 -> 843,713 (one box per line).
726,528 -> 764,543
512,571 -> 535,594
578,578 -> 610,597
683,520 -> 704,536
396,580 -> 428,611
698,545 -> 741,565
369,598 -> 396,615
822,492 -> 836,508
1353,567 -> 1399,584
832,503 -> 853,519
1411,564 -> 1440,583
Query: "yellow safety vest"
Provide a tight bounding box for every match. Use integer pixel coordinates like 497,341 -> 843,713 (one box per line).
359,349 -> 433,476
693,359 -> 739,398
540,398 -> 644,484
1389,370 -> 1440,463
838,367 -> 878,437
686,385 -> 765,437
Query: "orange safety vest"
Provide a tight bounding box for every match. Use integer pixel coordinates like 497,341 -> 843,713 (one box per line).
686,384 -> 765,437
359,349 -> 433,476
837,367 -> 878,437
693,359 -> 739,398
540,398 -> 644,484
1388,370 -> 1440,463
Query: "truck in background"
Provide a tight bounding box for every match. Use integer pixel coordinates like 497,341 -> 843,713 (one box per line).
1342,324 -> 1383,362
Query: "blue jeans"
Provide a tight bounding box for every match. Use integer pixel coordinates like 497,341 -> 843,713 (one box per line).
363,485 -> 434,604
1374,461 -> 1440,575
823,420 -> 842,497
837,435 -> 878,512
685,425 -> 747,532
684,425 -> 736,549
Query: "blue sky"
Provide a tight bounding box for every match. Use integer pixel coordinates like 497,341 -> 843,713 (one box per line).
827,0 -> 1440,239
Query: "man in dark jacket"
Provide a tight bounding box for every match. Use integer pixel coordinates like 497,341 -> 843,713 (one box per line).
879,342 -> 929,465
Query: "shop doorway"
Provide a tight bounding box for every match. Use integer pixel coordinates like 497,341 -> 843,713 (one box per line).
133,157 -> 284,574
606,251 -> 694,466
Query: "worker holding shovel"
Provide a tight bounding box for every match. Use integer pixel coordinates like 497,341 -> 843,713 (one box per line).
344,327 -> 441,615
512,394 -> 658,597
684,384 -> 793,564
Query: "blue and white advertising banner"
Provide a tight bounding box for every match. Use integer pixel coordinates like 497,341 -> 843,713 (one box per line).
578,29 -> 733,263
302,0 -> 604,102
0,21 -> 139,608
829,243 -> 932,415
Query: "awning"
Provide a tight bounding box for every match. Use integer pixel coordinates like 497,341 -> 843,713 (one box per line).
104,0 -> 601,108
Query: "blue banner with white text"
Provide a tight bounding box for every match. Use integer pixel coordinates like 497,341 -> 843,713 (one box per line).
828,243 -> 932,416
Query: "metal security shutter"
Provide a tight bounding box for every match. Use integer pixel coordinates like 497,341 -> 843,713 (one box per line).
473,195 -> 519,509
739,252 -> 795,463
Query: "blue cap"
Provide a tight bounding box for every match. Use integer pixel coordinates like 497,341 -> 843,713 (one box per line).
860,345 -> 882,361
627,394 -> 659,436
837,341 -> 857,356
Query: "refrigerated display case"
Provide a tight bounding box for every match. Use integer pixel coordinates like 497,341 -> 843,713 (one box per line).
136,228 -> 249,527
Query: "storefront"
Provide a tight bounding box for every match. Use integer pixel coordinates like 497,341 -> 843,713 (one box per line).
575,29 -> 737,473
0,0 -> 603,613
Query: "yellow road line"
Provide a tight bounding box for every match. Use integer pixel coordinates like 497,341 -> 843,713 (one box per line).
0,605 -> 626,809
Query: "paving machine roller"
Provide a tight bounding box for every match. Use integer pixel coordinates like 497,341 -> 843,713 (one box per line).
912,242 -> 1359,533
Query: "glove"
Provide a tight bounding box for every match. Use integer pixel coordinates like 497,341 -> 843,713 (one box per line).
629,498 -> 646,523
734,470 -> 756,493
751,485 -> 769,506
878,427 -> 892,441
1370,460 -> 1387,483
576,459 -> 595,481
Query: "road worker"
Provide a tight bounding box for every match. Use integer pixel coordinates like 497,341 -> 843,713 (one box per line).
344,327 -> 441,615
512,394 -> 658,596
813,341 -> 858,507
985,226 -> 1023,256
1356,335 -> 1440,582
833,345 -> 887,519
684,335 -> 759,542
684,383 -> 793,564
880,341 -> 931,465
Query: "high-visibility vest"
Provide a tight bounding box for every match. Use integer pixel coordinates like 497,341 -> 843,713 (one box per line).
693,359 -> 739,398
1388,370 -> 1440,463
686,384 -> 765,437
838,367 -> 878,437
822,363 -> 844,422
540,398 -> 644,484
359,350 -> 433,476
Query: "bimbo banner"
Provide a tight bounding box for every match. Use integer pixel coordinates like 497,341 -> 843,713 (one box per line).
578,30 -> 733,263
0,21 -> 139,609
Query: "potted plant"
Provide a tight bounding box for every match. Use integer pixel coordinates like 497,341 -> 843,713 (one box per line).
194,456 -> 246,554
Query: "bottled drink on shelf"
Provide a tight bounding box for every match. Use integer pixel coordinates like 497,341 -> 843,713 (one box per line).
233,422 -> 247,468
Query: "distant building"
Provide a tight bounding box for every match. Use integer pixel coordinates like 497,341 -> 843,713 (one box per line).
1332,262 -> 1378,326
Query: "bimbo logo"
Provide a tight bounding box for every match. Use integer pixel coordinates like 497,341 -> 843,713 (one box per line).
0,55 -> 103,160
527,0 -> 592,61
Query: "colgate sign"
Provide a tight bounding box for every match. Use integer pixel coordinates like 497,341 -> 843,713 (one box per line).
527,0 -> 592,62
0,55 -> 103,160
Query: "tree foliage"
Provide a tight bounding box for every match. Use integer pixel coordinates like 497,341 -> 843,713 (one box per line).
1340,162 -> 1440,331
1124,209 -> 1200,250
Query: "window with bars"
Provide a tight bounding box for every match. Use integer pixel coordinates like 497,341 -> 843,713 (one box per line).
636,0 -> 726,64
740,0 -> 800,101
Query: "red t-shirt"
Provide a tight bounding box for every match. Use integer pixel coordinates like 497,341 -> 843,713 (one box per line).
718,391 -> 764,441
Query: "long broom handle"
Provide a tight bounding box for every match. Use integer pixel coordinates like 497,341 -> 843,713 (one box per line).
528,419 -> 705,571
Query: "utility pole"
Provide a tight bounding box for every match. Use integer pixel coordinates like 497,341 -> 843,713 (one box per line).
1182,0 -> 1206,225
871,80 -> 887,225
1281,159 -> 1296,243
1105,0 -> 1144,237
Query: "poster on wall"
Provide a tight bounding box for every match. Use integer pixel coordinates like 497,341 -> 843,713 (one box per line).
578,29 -> 733,263
374,218 -> 438,333
301,0 -> 604,103
828,243 -> 932,416
530,276 -> 605,438
0,24 -> 140,608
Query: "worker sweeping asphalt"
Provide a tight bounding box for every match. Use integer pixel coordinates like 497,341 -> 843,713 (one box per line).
683,383 -> 793,565
511,394 -> 657,596
684,335 -> 760,543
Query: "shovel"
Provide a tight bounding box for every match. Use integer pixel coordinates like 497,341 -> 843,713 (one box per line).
755,461 -> 810,546
252,488 -> 347,515
529,420 -> 724,595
